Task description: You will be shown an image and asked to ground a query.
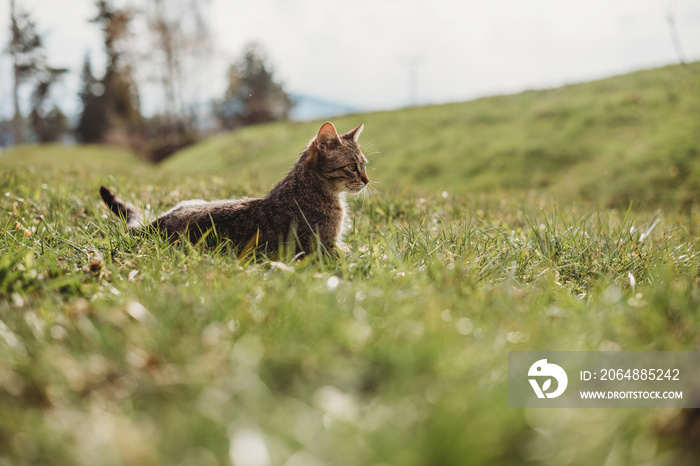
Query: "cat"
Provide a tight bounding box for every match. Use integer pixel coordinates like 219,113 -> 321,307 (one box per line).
100,121 -> 369,256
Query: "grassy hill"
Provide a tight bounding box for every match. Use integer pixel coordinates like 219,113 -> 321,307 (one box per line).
166,62 -> 700,209
1,64 -> 700,465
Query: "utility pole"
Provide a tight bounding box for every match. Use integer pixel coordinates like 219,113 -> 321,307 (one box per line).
667,0 -> 686,64
402,56 -> 424,107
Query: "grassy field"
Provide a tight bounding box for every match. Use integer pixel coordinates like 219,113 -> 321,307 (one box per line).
167,62 -> 700,209
1,63 -> 700,465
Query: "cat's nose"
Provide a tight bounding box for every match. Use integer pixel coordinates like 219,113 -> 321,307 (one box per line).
361,174 -> 369,185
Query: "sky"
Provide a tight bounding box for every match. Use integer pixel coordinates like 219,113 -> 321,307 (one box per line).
1,0 -> 699,120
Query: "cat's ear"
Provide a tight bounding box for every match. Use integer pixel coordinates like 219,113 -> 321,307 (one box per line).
316,122 -> 340,148
343,123 -> 364,142
306,122 -> 338,165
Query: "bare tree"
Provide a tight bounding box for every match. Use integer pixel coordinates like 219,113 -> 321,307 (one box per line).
6,0 -> 69,144
7,0 -> 43,144
146,0 -> 212,135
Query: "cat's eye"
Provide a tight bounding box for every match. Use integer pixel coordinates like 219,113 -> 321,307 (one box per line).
341,163 -> 359,173
327,162 -> 364,174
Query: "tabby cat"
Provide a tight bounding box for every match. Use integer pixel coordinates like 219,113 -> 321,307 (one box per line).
100,122 -> 369,255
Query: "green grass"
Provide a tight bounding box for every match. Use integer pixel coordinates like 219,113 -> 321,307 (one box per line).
1,63 -> 700,465
167,62 -> 700,210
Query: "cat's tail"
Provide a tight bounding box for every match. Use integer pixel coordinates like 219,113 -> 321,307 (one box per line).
100,186 -> 142,231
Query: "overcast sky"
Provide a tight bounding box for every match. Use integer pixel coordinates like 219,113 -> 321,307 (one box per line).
1,0 -> 699,119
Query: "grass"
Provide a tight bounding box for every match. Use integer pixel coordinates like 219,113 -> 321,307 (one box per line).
1,63 -> 700,465
167,62 -> 700,210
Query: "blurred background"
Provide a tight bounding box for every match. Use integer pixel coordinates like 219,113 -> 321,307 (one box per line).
2,4 -> 700,465
0,0 -> 699,160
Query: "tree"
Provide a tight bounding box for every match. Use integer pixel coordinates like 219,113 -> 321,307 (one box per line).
76,0 -> 141,144
75,53 -> 107,142
216,43 -> 292,129
7,0 -> 43,144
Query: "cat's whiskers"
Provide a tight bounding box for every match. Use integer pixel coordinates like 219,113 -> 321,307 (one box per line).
366,180 -> 380,193
365,152 -> 381,164
362,141 -> 377,152
361,187 -> 371,205
357,180 -> 379,206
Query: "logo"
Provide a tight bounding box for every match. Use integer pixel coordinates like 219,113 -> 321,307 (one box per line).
528,359 -> 568,398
